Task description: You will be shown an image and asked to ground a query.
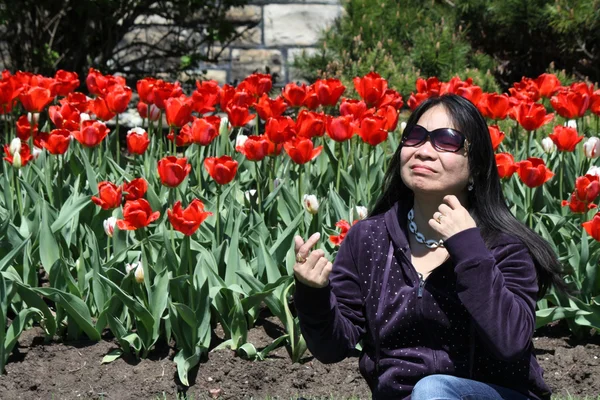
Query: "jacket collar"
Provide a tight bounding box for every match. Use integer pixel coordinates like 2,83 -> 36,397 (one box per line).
383,200 -> 411,252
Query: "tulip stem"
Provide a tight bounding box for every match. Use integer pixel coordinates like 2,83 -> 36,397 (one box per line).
106,237 -> 111,262
216,186 -> 221,244
336,142 -> 341,193
559,152 -> 564,202
298,166 -> 304,237
186,235 -> 194,304
196,145 -> 203,195
57,155 -> 63,207
13,169 -> 23,218
514,121 -> 519,156
527,130 -> 533,159
269,157 -> 275,192
158,111 -> 164,157
116,114 -> 120,166
528,187 -> 533,229
255,161 -> 263,214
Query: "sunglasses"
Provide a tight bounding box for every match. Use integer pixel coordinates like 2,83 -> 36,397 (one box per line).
402,124 -> 469,153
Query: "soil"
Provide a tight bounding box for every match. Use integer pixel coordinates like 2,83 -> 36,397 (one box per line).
0,317 -> 599,400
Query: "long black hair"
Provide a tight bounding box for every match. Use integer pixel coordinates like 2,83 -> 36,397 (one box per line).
369,94 -> 567,298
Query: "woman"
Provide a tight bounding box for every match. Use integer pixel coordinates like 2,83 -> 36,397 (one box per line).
292,94 -> 566,399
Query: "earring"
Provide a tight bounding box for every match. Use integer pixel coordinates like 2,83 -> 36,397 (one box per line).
468,179 -> 474,191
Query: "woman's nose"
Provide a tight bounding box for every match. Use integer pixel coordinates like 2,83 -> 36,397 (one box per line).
414,138 -> 437,157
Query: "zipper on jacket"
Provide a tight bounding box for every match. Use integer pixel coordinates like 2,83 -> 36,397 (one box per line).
417,273 -> 425,298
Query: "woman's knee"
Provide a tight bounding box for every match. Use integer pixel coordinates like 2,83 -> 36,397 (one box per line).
412,374 -> 462,400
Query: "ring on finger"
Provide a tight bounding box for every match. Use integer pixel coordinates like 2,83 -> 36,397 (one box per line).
296,253 -> 306,263
435,212 -> 444,224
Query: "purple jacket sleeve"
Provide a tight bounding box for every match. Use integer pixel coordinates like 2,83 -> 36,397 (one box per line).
444,227 -> 538,362
293,225 -> 366,364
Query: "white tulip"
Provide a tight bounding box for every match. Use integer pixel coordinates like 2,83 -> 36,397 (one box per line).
400,121 -> 407,134
80,113 -> 91,123
103,217 -> 117,237
134,264 -> 145,283
9,138 -> 21,155
355,206 -> 368,220
587,166 -> 600,177
32,146 -> 42,160
27,112 -> 39,124
565,120 -> 577,129
219,116 -> 230,137
125,261 -> 140,274
541,137 -> 556,154
12,151 -> 22,168
303,194 -> 319,215
583,137 -> 600,158
236,134 -> 248,150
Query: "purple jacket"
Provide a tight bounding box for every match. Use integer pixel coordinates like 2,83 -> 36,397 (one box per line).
294,201 -> 551,399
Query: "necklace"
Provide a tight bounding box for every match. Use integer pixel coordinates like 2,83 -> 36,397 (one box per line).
408,208 -> 445,249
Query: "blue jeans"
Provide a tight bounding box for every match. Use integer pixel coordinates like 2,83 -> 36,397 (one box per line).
411,374 -> 530,400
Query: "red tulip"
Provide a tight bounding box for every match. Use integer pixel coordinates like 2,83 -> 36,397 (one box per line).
137,102 -> 161,122
53,70 -> 80,97
204,155 -> 238,185
136,77 -> 157,104
167,126 -> 194,147
126,128 -> 150,155
265,116 -> 296,143
509,77 -> 540,102
515,157 -> 554,188
582,213 -> 600,241
340,99 -> 367,120
407,92 -> 431,111
295,110 -> 326,139
122,177 -> 148,201
478,93 -> 510,120
191,80 -> 219,114
590,90 -> 600,116
0,73 -> 22,113
63,92 -> 89,113
326,115 -> 357,142
191,116 -> 221,146
550,89 -> 589,119
226,105 -> 255,128
42,129 -> 71,155
91,181 -> 122,210
3,142 -> 34,167
303,85 -> 320,110
548,126 -> 584,152
236,135 -> 270,161
510,101 -> 554,131
19,86 -> 54,113
376,105 -> 399,132
575,174 -> 600,204
495,153 -> 517,178
152,80 -> 183,110
168,199 -> 213,236
116,199 -> 160,230
72,120 -> 110,147
165,95 -> 193,128
16,115 -> 37,140
49,102 -> 80,130
157,156 -> 192,187
105,85 -> 132,114
266,137 -> 283,156
562,192 -> 598,214
329,219 -> 358,246
255,94 -> 287,120
358,115 -> 388,146
282,83 -> 307,107
535,73 -> 561,98
488,125 -> 505,151
353,72 -> 388,107
86,68 -> 126,96
456,85 -> 483,106
283,137 -> 322,164
375,89 -> 404,110
89,96 -> 116,121
237,73 -> 272,97
314,78 -> 346,107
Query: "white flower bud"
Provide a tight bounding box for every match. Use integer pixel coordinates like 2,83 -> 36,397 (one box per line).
80,113 -> 91,124
400,121 -> 407,133
125,261 -> 140,274
355,206 -> 368,220
27,112 -> 39,125
244,189 -> 256,202
235,134 -> 248,150
541,137 -> 556,154
219,116 -> 230,137
32,146 -> 42,160
587,166 -> 600,177
103,217 -> 117,237
12,151 -> 22,168
134,263 -> 145,283
565,120 -> 577,129
303,194 -> 319,215
127,127 -> 146,136
583,137 -> 600,158
9,138 -> 21,155
148,104 -> 161,121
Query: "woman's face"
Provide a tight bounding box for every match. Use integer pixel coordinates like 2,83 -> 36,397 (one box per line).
400,105 -> 470,196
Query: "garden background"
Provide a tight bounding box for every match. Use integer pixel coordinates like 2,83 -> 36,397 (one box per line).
1,0 -> 600,399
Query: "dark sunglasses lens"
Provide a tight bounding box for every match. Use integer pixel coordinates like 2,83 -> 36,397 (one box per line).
432,129 -> 463,151
403,125 -> 428,146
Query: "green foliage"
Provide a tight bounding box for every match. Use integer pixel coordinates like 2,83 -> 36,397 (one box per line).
293,0 -> 499,95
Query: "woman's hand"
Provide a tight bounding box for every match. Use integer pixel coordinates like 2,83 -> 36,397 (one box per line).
428,195 -> 477,240
293,232 -> 332,289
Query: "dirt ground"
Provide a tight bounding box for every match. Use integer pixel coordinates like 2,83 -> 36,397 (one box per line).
0,316 -> 599,400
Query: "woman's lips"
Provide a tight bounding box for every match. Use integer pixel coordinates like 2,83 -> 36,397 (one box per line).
411,165 -> 436,173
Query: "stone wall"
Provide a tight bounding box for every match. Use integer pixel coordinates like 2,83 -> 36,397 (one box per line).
197,0 -> 342,86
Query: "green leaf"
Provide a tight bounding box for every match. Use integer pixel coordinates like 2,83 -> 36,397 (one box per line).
80,148 -> 98,195
15,283 -> 57,337
51,195 -> 91,233
0,234 -> 31,272
39,201 -> 60,274
102,349 -> 123,364
174,347 -> 203,387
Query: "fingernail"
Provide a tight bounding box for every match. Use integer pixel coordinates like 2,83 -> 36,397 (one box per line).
314,232 -> 321,239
